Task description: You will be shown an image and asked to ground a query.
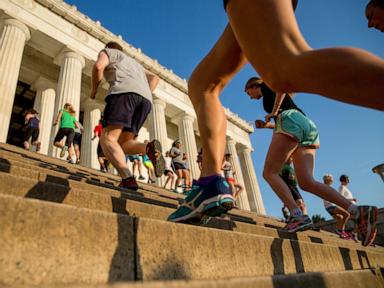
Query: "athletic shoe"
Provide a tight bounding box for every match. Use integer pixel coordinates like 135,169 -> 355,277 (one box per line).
335,229 -> 351,240
282,214 -> 313,233
146,140 -> 165,177
119,177 -> 139,191
356,206 -> 378,247
101,167 -> 107,173
167,176 -> 234,223
35,142 -> 41,152
138,175 -> 145,180
60,146 -> 68,158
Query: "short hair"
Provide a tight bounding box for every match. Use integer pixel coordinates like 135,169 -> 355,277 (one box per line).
105,41 -> 123,51
323,174 -> 333,181
244,77 -> 263,92
340,174 -> 349,182
367,0 -> 384,9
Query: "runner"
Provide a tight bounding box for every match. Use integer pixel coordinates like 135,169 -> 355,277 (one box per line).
53,103 -> 78,164
163,150 -> 176,190
221,153 -> 244,208
90,41 -> 165,190
92,119 -> 108,173
23,109 -> 41,152
323,174 -> 351,240
245,77 -> 377,245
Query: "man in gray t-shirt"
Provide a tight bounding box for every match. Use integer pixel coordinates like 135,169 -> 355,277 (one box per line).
90,41 -> 165,190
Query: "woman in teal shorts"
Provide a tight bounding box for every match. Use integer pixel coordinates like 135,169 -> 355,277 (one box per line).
245,77 -> 376,245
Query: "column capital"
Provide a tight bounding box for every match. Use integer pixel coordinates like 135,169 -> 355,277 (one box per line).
239,145 -> 253,154
175,111 -> 195,124
81,99 -> 105,112
54,48 -> 85,68
226,136 -> 236,145
2,18 -> 31,41
32,77 -> 56,91
153,97 -> 167,108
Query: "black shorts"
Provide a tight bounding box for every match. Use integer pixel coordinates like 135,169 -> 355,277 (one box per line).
24,127 -> 39,143
164,169 -> 174,176
173,162 -> 186,171
287,184 -> 302,201
54,128 -> 75,147
97,142 -> 104,157
103,92 -> 152,135
73,132 -> 82,146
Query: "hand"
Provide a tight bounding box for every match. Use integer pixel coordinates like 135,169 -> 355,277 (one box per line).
90,90 -> 96,99
53,121 -> 58,126
255,119 -> 266,129
265,113 -> 274,123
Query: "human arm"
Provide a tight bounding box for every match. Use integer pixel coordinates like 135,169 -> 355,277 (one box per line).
265,93 -> 286,123
24,113 -> 33,124
54,111 -> 62,126
255,119 -> 275,129
91,51 -> 109,99
145,70 -> 159,92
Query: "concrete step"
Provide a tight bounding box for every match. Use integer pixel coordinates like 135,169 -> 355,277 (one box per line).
0,149 -> 286,228
4,269 -> 384,288
1,194 -> 384,286
1,165 -> 382,253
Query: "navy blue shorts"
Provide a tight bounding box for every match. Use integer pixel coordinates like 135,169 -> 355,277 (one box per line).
103,92 -> 152,135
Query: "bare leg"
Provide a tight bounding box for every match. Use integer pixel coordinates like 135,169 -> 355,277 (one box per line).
188,24 -> 248,177
23,141 -> 30,150
118,132 -> 147,155
227,0 -> 384,110
292,148 -> 352,211
296,199 -> 308,215
263,133 -> 299,211
332,207 -> 350,231
101,125 -> 132,178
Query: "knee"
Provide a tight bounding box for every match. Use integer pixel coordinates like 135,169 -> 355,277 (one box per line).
188,73 -> 224,105
298,178 -> 316,192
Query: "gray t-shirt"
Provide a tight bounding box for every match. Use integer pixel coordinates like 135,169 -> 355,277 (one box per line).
170,146 -> 184,164
102,48 -> 153,101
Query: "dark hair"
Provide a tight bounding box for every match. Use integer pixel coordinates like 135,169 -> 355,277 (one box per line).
340,174 -> 349,182
244,77 -> 263,92
105,41 -> 123,51
367,0 -> 384,9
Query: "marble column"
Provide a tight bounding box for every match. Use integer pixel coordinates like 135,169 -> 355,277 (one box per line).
150,97 -> 168,186
51,49 -> 85,158
0,18 -> 30,143
32,77 -> 56,155
238,146 -> 266,214
177,113 -> 199,180
226,137 -> 250,211
81,100 -> 103,169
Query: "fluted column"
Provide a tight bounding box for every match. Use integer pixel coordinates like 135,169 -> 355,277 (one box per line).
0,19 -> 30,142
51,49 -> 85,157
176,113 -> 199,179
32,78 -> 56,155
226,137 -> 250,211
150,97 -> 168,186
238,146 -> 266,214
81,100 -> 103,169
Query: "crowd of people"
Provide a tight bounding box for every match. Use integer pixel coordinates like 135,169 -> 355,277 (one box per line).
20,0 -> 382,247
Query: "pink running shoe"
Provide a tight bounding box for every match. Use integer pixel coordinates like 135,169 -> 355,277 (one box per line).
282,214 -> 312,233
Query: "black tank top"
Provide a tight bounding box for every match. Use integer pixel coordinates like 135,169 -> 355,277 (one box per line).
261,84 -> 305,116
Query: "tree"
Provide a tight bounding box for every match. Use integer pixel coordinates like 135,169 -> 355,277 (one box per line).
312,214 -> 326,223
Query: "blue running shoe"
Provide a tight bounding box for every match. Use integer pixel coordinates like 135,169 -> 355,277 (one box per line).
167,176 -> 234,223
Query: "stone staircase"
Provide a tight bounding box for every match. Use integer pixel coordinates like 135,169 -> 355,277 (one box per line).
0,143 -> 383,288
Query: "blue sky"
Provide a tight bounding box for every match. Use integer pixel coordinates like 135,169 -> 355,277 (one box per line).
66,0 -> 383,219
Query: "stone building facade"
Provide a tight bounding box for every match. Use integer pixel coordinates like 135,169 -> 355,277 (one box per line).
0,0 -> 265,214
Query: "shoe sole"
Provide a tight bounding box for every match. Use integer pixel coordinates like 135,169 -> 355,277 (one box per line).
59,149 -> 66,158
362,207 -> 378,247
168,194 -> 235,224
148,140 -> 165,177
283,221 -> 313,233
